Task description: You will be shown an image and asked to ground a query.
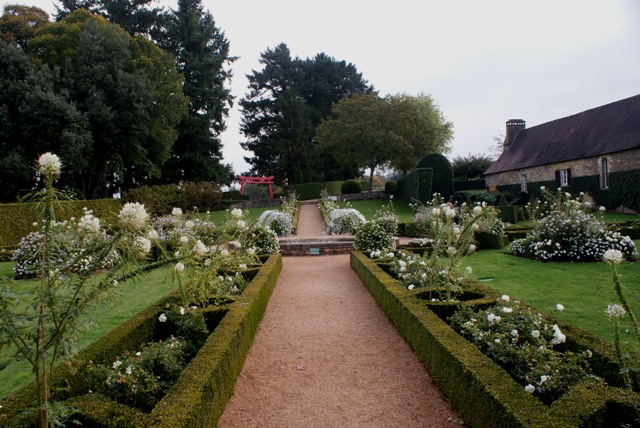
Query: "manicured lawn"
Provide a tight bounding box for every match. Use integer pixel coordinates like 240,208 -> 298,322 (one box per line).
462,249 -> 640,352
338,200 -> 414,224
196,206 -> 276,229
0,265 -> 178,399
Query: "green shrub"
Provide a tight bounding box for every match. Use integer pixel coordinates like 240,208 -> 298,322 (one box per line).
415,153 -> 455,200
397,168 -> 433,204
123,182 -> 222,216
354,221 -> 395,253
341,179 -> 363,194
384,180 -> 397,191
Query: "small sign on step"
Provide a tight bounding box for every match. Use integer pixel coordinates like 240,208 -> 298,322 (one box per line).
310,248 -> 320,255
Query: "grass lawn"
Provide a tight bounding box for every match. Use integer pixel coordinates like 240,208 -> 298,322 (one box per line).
196,206 -> 275,230
462,249 -> 640,352
0,265 -> 178,399
338,200 -> 414,224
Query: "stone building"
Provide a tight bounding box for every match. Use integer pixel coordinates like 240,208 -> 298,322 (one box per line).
484,94 -> 640,210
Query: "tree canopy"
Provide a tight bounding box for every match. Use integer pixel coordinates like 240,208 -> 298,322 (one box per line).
0,10 -> 187,200
0,4 -> 50,48
315,93 -> 453,191
452,153 -> 494,180
240,43 -> 374,186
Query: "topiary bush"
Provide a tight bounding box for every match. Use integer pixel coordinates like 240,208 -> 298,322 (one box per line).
341,179 -> 363,194
415,153 -> 455,200
384,180 -> 397,191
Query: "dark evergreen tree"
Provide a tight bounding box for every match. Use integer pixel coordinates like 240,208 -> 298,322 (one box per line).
240,43 -> 373,185
56,0 -> 160,36
154,0 -> 235,185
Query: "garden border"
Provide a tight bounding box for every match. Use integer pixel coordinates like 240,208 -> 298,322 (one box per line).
350,251 -> 640,427
0,254 -> 283,427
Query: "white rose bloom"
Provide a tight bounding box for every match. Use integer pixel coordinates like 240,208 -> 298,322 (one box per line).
112,360 -> 122,369
531,330 -> 541,338
172,207 -> 183,216
524,384 -> 535,394
551,324 -> 566,345
158,313 -> 167,323
501,295 -> 510,302
556,303 -> 565,311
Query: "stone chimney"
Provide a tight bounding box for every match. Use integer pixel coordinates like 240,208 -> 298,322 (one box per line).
504,119 -> 525,152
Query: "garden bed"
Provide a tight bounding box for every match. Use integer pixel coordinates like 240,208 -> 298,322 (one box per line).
350,250 -> 640,427
0,254 -> 282,428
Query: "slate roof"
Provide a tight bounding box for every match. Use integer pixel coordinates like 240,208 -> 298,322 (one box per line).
484,94 -> 640,175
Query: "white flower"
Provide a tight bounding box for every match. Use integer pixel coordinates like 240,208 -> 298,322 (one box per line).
180,235 -> 189,243
551,324 -> 566,345
247,248 -> 256,256
599,206 -> 606,212
231,208 -> 243,218
540,186 -> 546,191
192,240 -> 209,258
135,237 -> 151,257
494,338 -> 501,344
511,329 -> 519,337
185,220 -> 195,229
158,313 -> 167,323
468,244 -> 477,253
38,152 -> 62,177
465,266 -> 473,274
586,350 -> 593,358
502,307 -> 513,313
191,306 -> 198,310
126,365 -> 133,375
221,249 -> 229,256
487,313 -> 501,323
172,207 -> 183,216
148,229 -> 159,240
602,249 -> 624,265
540,375 -> 549,383
524,384 -> 535,394
179,306 -> 185,315
236,220 -> 246,229
473,206 -> 483,214
78,212 -> 101,234
531,330 -> 541,338
501,295 -> 510,302
606,303 -> 627,318
556,303 -> 565,311
136,351 -> 142,357
407,284 -> 415,290
444,208 -> 456,218
239,264 -> 247,269
174,262 -> 185,272
119,202 -> 149,230
112,360 -> 122,369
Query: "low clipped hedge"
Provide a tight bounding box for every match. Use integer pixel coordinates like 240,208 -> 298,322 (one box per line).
294,181 -> 343,200
350,251 -> 640,427
0,199 -> 122,249
0,255 -> 282,428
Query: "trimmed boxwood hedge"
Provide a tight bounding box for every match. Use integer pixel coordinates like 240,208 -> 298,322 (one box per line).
350,251 -> 640,427
294,181 -> 343,200
0,199 -> 122,249
0,255 -> 282,428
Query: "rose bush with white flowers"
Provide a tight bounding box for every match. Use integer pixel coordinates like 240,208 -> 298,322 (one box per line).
510,187 -> 637,261
449,296 -> 600,404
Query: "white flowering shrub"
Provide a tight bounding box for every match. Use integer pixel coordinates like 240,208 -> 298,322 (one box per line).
255,210 -> 293,236
327,208 -> 366,235
13,209 -> 119,278
354,221 -> 395,253
246,226 -> 280,255
152,211 -> 217,251
280,192 -> 299,217
449,296 -> 600,404
510,188 -> 637,261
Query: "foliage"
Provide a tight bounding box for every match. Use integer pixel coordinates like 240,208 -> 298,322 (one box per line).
388,195 -> 499,300
354,221 -> 395,253
123,181 -> 223,216
397,167 -> 433,204
452,153 -> 494,181
0,154 -> 171,427
245,226 -> 280,255
449,296 -> 600,404
340,179 -> 362,194
26,10 -> 188,198
317,93 -> 453,191
154,0 -> 235,185
279,191 -> 298,217
510,187 -> 637,261
414,153 -> 455,200
318,191 -> 366,234
240,43 -> 374,185
384,180 -> 397,191
0,4 -> 49,48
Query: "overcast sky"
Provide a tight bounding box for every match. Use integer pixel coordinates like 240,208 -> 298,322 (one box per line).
6,0 -> 640,175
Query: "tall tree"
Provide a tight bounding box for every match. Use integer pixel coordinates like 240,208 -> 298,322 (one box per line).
56,0 -> 160,36
27,10 -> 187,198
0,4 -> 50,48
154,0 -> 235,185
452,153 -> 493,180
240,43 -> 373,185
316,93 -> 453,191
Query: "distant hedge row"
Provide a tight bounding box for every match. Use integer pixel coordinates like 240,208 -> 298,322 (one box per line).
123,182 -> 223,216
0,199 -> 122,248
294,181 -> 343,200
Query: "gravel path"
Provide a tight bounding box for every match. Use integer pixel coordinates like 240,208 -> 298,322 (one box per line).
217,204 -> 461,427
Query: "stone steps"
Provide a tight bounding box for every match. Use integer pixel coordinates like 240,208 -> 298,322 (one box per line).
278,236 -> 355,256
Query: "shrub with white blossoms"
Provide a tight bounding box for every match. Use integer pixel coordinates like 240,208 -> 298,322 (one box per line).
354,220 -> 395,253
510,187 -> 637,261
449,296 -> 600,404
327,208 -> 366,235
152,209 -> 217,251
255,210 -> 293,236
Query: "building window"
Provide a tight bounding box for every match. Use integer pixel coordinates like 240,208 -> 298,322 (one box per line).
599,158 -> 609,190
521,173 -> 528,193
556,168 -> 571,187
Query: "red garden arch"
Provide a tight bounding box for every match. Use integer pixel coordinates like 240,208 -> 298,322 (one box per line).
237,175 -> 275,199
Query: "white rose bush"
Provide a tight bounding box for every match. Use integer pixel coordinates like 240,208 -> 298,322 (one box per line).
0,154 -> 175,427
